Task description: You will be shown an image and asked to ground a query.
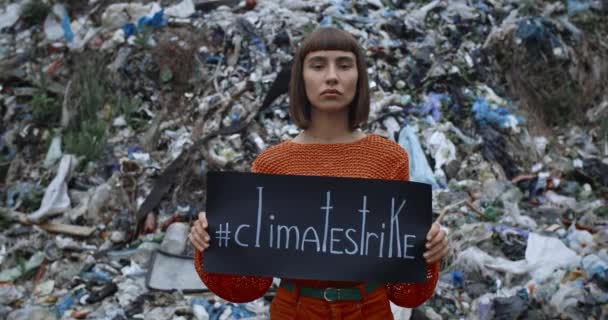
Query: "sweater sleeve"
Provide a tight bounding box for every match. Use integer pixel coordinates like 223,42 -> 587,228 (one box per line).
192,154 -> 273,303
386,150 -> 440,307
193,250 -> 272,302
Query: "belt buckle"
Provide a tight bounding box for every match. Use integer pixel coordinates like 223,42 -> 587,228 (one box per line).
323,287 -> 340,302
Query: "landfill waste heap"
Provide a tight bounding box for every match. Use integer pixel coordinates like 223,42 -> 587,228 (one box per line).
0,0 -> 607,319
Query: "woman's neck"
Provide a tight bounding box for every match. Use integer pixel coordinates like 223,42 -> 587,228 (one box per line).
294,109 -> 364,144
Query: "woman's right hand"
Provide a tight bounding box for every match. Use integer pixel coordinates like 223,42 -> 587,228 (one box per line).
189,211 -> 210,252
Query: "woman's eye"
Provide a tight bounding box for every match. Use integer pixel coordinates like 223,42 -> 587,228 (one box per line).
340,64 -> 352,69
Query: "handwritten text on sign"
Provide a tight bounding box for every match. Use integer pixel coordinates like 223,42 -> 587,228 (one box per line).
202,172 -> 432,283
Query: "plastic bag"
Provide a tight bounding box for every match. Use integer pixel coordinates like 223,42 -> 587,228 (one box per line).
397,125 -> 440,189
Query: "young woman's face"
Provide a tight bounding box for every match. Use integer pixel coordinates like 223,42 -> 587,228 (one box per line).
303,50 -> 358,114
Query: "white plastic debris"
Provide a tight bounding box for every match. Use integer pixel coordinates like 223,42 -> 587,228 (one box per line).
113,116 -> 128,127
0,3 -> 22,30
110,230 -> 126,243
424,128 -> 457,170
526,233 -> 581,283
249,132 -> 267,152
5,305 -> 56,320
443,1 -> 479,21
34,280 -> 55,296
55,235 -> 82,250
165,128 -> 193,161
165,0 -> 195,18
193,304 -> 210,320
0,285 -> 23,305
117,278 -> 144,308
101,29 -> 126,51
531,163 -> 543,173
0,245 -> 6,266
121,261 -> 145,277
582,254 -> 608,278
533,136 -> 548,156
405,0 -> 441,28
390,302 -> 412,320
549,282 -> 586,313
52,3 -> 68,20
382,116 -> 401,141
457,246 -> 529,277
101,2 -> 161,29
218,306 -> 233,320
43,135 -> 62,168
87,183 -> 112,222
160,222 -> 189,255
566,227 -> 594,255
43,15 -> 64,41
131,151 -> 153,167
69,21 -> 101,52
28,155 -> 77,223
497,187 -> 536,229
0,251 -> 46,282
42,3 -> 68,42
544,190 -> 577,210
454,233 -> 581,284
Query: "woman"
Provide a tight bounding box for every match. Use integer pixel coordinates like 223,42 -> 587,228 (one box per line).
189,27 -> 449,319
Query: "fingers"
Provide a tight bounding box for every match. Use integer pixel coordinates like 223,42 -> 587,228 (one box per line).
426,222 -> 440,242
189,229 -> 209,252
424,234 -> 449,263
189,211 -> 210,252
198,211 -> 207,228
425,243 -> 449,264
426,225 -> 445,249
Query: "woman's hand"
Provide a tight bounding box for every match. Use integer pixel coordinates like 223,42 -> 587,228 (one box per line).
423,222 -> 448,264
189,211 -> 210,252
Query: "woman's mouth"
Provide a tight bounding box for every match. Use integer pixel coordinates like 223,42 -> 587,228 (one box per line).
321,89 -> 342,96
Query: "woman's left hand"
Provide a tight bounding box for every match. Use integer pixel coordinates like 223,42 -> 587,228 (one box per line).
423,222 -> 449,264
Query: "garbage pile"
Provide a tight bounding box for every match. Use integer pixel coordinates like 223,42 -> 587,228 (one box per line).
1,0 -> 607,319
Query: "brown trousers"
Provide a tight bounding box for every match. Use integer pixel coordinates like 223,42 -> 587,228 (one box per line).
270,284 -> 394,320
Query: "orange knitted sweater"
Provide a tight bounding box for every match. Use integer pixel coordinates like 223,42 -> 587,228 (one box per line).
195,134 -> 439,307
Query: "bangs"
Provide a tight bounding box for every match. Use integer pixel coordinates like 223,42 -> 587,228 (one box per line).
298,27 -> 360,59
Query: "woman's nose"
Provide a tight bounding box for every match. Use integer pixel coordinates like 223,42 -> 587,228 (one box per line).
325,65 -> 339,84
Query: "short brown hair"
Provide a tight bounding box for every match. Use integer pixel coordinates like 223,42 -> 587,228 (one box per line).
289,27 -> 370,130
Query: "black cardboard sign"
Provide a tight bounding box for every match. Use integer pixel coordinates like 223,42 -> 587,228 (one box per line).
202,171 -> 432,283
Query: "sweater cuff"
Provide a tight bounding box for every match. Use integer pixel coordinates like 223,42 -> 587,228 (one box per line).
385,261 -> 439,307
194,249 -> 272,302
